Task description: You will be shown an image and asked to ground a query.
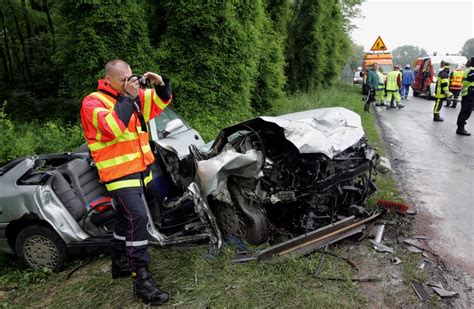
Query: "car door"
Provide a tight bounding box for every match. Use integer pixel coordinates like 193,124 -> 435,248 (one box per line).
412,60 -> 423,91
422,59 -> 432,92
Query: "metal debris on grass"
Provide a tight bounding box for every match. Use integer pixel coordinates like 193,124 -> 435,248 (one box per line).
411,281 -> 430,302
428,282 -> 459,298
407,246 -> 423,254
369,239 -> 394,254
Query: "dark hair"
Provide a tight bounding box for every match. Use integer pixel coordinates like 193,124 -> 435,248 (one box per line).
468,57 -> 474,67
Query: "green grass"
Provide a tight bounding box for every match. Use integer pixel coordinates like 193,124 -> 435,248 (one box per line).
1,84 -> 428,307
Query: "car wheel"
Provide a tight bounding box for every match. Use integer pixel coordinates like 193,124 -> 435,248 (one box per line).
227,180 -> 270,245
413,91 -> 419,97
425,88 -> 432,100
15,225 -> 67,272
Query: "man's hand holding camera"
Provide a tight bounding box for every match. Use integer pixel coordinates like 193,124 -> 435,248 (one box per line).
123,72 -> 165,99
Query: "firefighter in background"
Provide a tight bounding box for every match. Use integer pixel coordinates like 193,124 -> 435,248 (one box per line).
433,60 -> 452,122
385,65 -> 405,109
456,57 -> 474,136
401,64 -> 414,100
80,59 -> 171,306
375,66 -> 386,106
446,64 -> 464,108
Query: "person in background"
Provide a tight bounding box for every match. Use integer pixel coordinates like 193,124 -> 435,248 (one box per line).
446,64 -> 464,108
364,63 -> 379,112
401,64 -> 414,100
433,60 -> 452,122
456,57 -> 474,136
376,66 -> 386,106
385,65 -> 405,109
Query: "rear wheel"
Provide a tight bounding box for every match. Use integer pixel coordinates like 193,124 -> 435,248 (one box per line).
425,87 -> 433,100
15,225 -> 67,272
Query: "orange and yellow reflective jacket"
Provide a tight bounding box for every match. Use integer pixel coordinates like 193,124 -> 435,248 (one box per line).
80,79 -> 171,184
449,70 -> 464,90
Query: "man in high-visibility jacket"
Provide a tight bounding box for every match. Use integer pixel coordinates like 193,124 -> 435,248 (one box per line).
385,65 -> 405,109
433,60 -> 452,122
375,66 -> 386,106
456,57 -> 474,136
446,65 -> 464,108
80,59 -> 171,306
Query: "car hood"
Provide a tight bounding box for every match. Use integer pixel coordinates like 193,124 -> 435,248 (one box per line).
197,107 -> 365,196
212,107 -> 364,159
268,107 -> 364,157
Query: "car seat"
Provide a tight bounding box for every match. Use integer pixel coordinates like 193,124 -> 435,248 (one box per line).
51,158 -> 110,221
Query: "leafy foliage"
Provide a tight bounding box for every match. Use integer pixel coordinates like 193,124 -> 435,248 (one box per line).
286,0 -> 350,92
54,0 -> 157,102
392,45 -> 428,68
0,101 -> 83,166
0,0 -> 361,159
461,38 -> 474,58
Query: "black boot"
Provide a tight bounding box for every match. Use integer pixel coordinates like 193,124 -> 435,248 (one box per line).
456,127 -> 471,136
364,103 -> 370,113
133,267 -> 169,306
433,114 -> 444,122
111,254 -> 131,279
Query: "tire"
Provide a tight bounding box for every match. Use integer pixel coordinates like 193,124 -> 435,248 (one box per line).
413,91 -> 419,97
425,87 -> 432,100
15,225 -> 67,272
227,181 -> 270,245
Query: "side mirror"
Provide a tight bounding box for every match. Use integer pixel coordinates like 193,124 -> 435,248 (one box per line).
161,119 -> 185,138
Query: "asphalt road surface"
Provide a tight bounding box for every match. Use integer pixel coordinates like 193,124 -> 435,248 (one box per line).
375,94 -> 474,274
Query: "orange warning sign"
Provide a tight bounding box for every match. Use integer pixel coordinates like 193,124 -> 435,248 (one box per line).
370,36 -> 387,51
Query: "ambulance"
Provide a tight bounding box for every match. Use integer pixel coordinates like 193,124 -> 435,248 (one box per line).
411,55 -> 467,99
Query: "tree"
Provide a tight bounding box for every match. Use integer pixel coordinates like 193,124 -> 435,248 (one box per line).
392,45 -> 427,68
286,0 -> 350,92
154,0 -> 286,134
348,43 -> 364,71
54,0 -> 157,120
340,0 -> 364,32
461,38 -> 474,58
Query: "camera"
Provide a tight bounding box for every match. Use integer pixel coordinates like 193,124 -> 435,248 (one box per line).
126,74 -> 151,88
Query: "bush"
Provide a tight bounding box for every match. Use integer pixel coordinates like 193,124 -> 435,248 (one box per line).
0,101 -> 83,166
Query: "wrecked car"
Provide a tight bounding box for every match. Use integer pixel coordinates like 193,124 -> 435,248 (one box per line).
0,107 -> 378,271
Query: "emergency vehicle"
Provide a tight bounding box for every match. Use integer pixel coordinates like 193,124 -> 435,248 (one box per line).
411,55 -> 467,99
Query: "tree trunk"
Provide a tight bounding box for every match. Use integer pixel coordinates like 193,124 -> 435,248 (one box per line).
0,10 -> 14,83
21,0 -> 33,39
43,0 -> 55,35
0,45 -> 9,83
7,2 -> 29,78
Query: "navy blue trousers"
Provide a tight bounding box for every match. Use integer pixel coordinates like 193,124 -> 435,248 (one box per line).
111,192 -> 150,270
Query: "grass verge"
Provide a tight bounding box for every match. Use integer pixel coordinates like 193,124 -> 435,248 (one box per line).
1,84 -> 428,307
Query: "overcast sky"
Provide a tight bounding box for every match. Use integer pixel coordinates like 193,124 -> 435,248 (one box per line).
350,0 -> 474,55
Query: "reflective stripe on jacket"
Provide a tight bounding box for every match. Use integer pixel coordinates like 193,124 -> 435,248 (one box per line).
461,67 -> 474,96
376,72 -> 385,90
80,80 -> 171,183
435,69 -> 450,98
385,71 -> 400,91
450,70 -> 463,90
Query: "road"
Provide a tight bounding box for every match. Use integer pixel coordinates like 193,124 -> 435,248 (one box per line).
375,94 -> 474,274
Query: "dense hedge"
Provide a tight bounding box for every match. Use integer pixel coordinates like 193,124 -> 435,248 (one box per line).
0,0 -> 357,162
286,0 -> 350,92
